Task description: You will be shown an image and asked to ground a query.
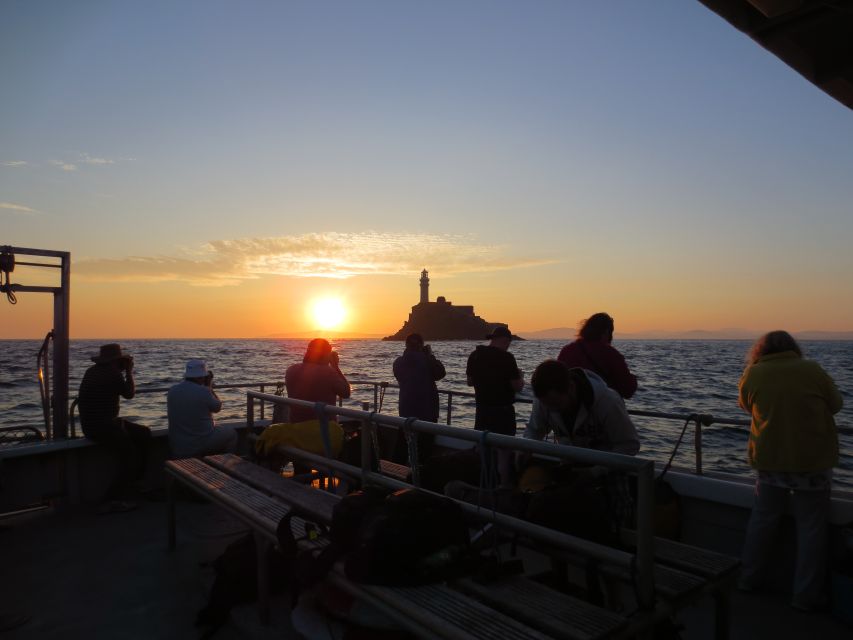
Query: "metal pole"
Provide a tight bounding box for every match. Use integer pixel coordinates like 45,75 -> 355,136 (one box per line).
259,384 -> 265,421
694,418 -> 703,475
360,401 -> 371,483
373,384 -> 379,412
247,393 -> 255,430
634,461 -> 656,610
52,253 -> 70,439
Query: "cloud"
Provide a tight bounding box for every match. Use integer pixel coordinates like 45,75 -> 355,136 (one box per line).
74,232 -> 555,286
2,160 -> 27,167
50,160 -> 78,172
80,153 -> 114,165
0,202 -> 38,214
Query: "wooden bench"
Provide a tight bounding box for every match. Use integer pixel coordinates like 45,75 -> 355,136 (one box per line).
166,455 -> 629,639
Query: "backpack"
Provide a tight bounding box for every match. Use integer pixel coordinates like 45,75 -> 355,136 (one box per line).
196,526 -> 297,636
344,488 -> 471,586
292,487 -> 472,591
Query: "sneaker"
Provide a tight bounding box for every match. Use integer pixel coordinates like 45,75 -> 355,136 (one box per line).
97,500 -> 138,515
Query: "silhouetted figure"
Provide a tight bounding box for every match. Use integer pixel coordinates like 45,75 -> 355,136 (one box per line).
466,326 -> 523,486
738,331 -> 842,611
557,312 -> 637,399
525,360 -> 639,455
392,333 -> 446,463
283,339 -> 351,423
167,359 -> 236,458
525,359 -> 640,530
78,343 -> 150,513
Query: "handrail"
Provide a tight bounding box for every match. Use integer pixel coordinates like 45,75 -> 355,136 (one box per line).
245,390 -> 657,610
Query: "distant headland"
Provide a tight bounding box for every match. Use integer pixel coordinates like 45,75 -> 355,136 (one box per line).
383,269 -> 520,341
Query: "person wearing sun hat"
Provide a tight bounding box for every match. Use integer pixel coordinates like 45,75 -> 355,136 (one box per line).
78,343 -> 151,513
167,359 -> 236,458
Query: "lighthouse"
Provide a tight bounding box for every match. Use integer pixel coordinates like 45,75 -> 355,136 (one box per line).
419,269 -> 429,304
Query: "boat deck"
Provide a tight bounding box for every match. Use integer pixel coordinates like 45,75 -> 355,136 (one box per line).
1,500 -> 850,639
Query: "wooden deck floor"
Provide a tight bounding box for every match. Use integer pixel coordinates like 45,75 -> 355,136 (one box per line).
0,500 -> 850,639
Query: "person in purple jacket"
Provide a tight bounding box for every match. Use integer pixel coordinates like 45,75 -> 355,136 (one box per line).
557,312 -> 637,399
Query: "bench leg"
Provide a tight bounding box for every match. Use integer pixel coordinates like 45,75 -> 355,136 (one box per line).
255,532 -> 271,625
714,589 -> 731,640
167,476 -> 176,551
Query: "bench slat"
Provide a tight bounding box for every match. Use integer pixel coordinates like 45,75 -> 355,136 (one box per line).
620,530 -> 740,579
354,580 -> 554,640
204,453 -> 337,524
379,459 -> 410,481
454,576 -> 626,640
166,458 -> 289,532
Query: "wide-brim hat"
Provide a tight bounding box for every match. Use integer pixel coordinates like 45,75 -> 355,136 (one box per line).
91,343 -> 131,364
486,326 -> 513,340
185,359 -> 209,378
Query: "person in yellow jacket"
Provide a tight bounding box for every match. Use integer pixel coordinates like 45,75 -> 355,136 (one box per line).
737,330 -> 843,611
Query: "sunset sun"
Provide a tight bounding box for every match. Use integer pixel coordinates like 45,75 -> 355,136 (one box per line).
310,297 -> 347,330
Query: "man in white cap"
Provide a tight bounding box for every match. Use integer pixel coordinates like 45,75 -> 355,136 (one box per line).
167,359 -> 236,458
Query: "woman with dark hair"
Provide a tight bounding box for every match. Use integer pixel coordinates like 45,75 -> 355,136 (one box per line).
557,312 -> 637,399
283,338 -> 351,423
738,330 -> 842,611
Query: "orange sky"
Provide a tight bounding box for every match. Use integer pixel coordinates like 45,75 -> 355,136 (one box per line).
4,262 -> 853,339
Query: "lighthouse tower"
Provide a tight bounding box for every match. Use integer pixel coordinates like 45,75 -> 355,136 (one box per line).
419,269 -> 429,304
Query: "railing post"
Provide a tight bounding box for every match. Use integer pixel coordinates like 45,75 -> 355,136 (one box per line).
260,384 -> 265,421
446,392 -> 453,425
373,384 -> 379,412
247,392 -> 255,430
694,417 -> 703,475
635,461 -> 656,611
360,401 -> 371,483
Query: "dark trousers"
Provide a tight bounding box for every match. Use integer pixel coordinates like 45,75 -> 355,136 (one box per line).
83,419 -> 152,500
474,404 -> 517,436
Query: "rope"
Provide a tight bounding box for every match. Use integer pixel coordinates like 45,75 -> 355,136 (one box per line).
377,382 -> 388,413
658,413 -> 696,481
367,411 -> 382,471
402,417 -> 420,486
1,248 -> 16,305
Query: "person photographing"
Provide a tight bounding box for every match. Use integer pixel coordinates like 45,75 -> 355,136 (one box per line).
167,359 -> 236,458
392,333 -> 446,462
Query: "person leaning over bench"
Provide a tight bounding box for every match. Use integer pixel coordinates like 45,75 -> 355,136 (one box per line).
523,360 -> 640,530
78,343 -> 151,514
167,359 -> 237,458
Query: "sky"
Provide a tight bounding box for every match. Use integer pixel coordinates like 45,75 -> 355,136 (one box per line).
2,0 -> 852,339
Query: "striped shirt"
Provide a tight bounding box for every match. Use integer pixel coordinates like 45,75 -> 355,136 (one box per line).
78,364 -> 134,429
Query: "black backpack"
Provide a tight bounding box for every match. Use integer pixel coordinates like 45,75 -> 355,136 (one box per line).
294,487 -> 472,590
344,488 -> 471,586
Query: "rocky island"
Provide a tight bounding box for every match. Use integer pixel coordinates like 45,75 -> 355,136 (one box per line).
383,270 -> 519,341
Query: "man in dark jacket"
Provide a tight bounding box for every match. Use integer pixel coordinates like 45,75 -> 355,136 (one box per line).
466,326 -> 524,486
392,333 -> 446,462
78,343 -> 151,512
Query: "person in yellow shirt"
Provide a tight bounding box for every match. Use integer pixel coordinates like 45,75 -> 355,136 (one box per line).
737,330 -> 843,611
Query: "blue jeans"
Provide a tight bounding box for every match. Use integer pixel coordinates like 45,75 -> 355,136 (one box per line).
740,480 -> 830,606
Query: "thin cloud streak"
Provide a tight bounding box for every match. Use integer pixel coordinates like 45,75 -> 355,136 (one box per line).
50,160 -> 77,172
75,232 -> 555,286
80,153 -> 114,165
2,160 -> 28,167
0,202 -> 38,214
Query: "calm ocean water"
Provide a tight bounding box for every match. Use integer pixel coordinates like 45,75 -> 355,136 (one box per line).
2,339 -> 852,487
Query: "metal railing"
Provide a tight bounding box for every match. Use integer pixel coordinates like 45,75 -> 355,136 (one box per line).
347,379 -> 853,476
69,381 -> 285,438
245,390 -> 658,610
65,376 -> 851,476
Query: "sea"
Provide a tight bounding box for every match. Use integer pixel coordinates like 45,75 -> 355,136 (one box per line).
2,339 -> 852,488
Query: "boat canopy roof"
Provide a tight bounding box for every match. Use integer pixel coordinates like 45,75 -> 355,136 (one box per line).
699,0 -> 853,110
